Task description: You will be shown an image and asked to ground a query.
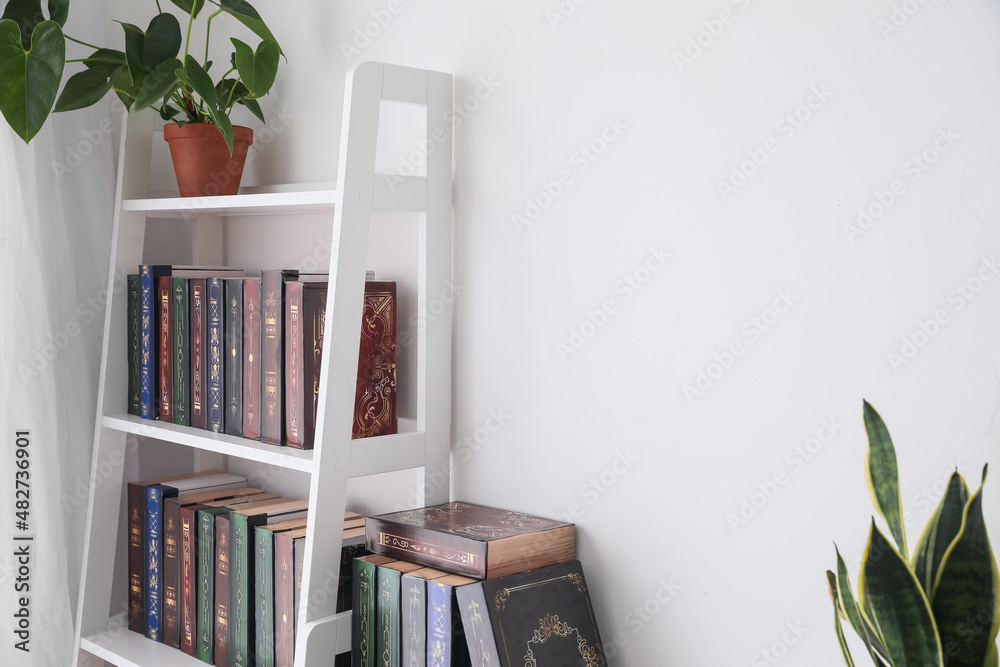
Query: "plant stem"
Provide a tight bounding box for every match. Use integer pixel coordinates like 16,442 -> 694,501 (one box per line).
183,4 -> 196,61
204,10 -> 224,66
65,35 -> 101,50
155,0 -> 162,11
110,87 -> 137,100
223,77 -> 241,111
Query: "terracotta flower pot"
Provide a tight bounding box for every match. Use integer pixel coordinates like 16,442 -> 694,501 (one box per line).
163,123 -> 254,197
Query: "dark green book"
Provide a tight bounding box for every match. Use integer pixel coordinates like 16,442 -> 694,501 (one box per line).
376,561 -> 422,667
128,274 -> 141,415
196,507 -> 229,664
224,278 -> 243,436
352,555 -> 394,667
254,517 -> 308,667
172,277 -> 190,426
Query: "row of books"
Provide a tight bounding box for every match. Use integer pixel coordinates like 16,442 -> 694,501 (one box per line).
126,265 -> 398,448
126,469 -> 366,666
352,502 -> 606,667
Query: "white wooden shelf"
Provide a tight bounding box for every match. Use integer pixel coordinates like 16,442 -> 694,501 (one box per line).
123,189 -> 338,217
82,626 -> 206,667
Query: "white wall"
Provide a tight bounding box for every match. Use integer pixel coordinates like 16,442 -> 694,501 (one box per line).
103,0 -> 1000,664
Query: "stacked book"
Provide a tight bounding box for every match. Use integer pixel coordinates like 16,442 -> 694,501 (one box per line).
127,265 -> 398,448
127,469 -> 367,666
354,502 -> 608,667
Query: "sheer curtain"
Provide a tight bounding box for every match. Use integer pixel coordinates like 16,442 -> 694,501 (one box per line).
0,29 -> 117,667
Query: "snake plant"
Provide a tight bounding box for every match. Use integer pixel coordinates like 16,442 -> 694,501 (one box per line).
828,401 -> 999,667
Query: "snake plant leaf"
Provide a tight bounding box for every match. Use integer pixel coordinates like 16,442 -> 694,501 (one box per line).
930,469 -> 1000,667
168,0 -> 206,19
1,0 -> 69,48
174,54 -> 234,153
859,521 -> 942,667
54,68 -> 112,112
142,13 -> 181,70
835,545 -> 889,665
231,37 -> 278,99
911,470 -> 970,596
134,57 -> 181,111
82,48 -> 126,78
863,401 -> 909,561
0,19 -> 64,143
986,642 -> 998,667
828,570 -> 857,667
211,0 -> 283,55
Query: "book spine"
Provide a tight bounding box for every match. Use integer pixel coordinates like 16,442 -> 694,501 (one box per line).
353,558 -> 378,667
300,284 -> 327,449
426,581 -> 452,667
231,513 -> 256,667
244,278 -> 262,440
127,483 -> 146,634
255,526 -> 276,667
339,544 -> 369,613
198,510 -> 217,664
207,277 -> 225,433
400,575 -> 426,667
274,534 -> 295,667
215,514 -> 232,667
365,520 -> 490,579
455,583 -> 501,667
293,536 -> 305,646
163,499 -> 182,648
128,274 -> 141,415
354,281 -> 397,439
180,507 -> 199,656
190,278 -> 207,429
285,282 -> 304,448
158,276 -> 174,422
173,277 -> 190,426
260,270 -> 291,445
376,566 -> 401,667
145,485 -> 178,641
225,278 -> 244,436
139,266 -> 167,419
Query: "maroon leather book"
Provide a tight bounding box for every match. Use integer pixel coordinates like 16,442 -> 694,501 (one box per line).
293,534 -> 306,643
190,278 -> 207,430
354,281 -> 397,438
302,283 -> 327,449
243,278 -> 262,440
180,504 -> 205,656
158,276 -> 174,421
275,527 -> 304,667
285,281 -> 305,448
366,502 -> 576,579
215,514 -> 232,667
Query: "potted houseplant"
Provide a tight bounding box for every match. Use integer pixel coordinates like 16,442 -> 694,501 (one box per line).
827,401 -> 999,667
0,0 -> 281,196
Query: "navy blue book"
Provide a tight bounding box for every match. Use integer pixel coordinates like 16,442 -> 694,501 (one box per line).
207,277 -> 225,433
139,265 -> 171,419
224,278 -> 243,437
128,274 -> 141,415
145,484 -> 180,641
427,574 -> 475,667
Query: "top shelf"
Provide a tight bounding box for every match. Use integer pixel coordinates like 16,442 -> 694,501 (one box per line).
123,187 -> 338,217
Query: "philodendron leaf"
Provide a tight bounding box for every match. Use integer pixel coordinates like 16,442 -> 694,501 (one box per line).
0,19 -> 64,143
863,401 -> 908,561
912,470 -> 970,595
859,521 -> 942,667
174,55 -> 234,153
82,48 -> 126,78
231,38 -> 278,99
827,571 -> 856,667
142,13 -> 181,70
931,467 -> 1000,667
134,57 -> 181,111
1,0 -> 69,48
169,0 -> 206,19
118,22 -> 147,89
211,0 -> 283,54
54,68 -> 112,112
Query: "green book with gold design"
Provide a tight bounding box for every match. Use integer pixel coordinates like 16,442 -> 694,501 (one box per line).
172,277 -> 190,426
197,506 -> 229,663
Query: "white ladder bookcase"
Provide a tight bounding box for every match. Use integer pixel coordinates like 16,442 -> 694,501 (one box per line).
73,61 -> 453,667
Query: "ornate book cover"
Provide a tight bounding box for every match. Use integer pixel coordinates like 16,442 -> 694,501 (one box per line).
456,582 -> 502,667
274,528 -> 303,667
427,574 -> 476,667
190,278 -> 207,430
261,269 -> 298,445
207,277 -> 225,433
244,277 -> 263,440
128,273 -> 140,415
400,567 -> 448,667
180,504 -> 205,657
254,519 -> 307,667
197,507 -> 230,664
355,280 -> 397,439
480,560 -> 607,667
215,514 -> 232,667
145,484 -> 180,641
139,265 -> 170,419
172,277 -> 190,426
366,502 -> 576,579
376,561 -> 422,667
157,275 -> 174,422
353,555 -> 395,667
225,277 -> 244,436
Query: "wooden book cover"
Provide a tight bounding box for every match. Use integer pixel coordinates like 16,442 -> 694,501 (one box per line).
354,280 -> 397,439
366,502 -> 575,579
427,574 -> 476,667
157,275 -> 174,422
127,273 -> 141,415
480,560 -> 607,667
189,278 -> 207,429
243,277 -> 263,440
172,277 -> 190,425
225,277 -> 244,436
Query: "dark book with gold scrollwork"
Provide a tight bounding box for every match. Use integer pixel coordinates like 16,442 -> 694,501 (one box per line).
365,502 -> 576,579
354,280 -> 397,438
479,560 -> 607,667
